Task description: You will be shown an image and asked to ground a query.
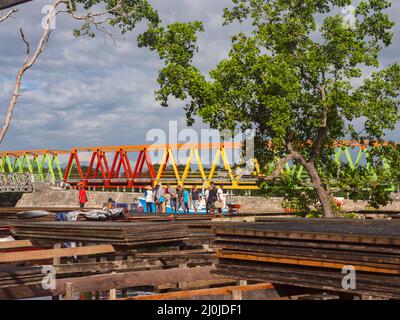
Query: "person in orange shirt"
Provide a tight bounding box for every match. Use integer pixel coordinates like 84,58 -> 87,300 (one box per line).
78,183 -> 88,209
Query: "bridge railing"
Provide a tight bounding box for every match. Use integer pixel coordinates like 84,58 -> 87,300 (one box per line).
0,141 -> 397,191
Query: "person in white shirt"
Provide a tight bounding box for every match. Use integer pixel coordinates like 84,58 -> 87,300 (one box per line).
204,186 -> 211,214
217,185 -> 225,214
144,186 -> 154,213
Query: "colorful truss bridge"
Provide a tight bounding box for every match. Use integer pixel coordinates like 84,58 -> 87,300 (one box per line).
0,141 -> 397,191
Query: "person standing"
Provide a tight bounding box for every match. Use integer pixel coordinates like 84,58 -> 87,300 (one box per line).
144,186 -> 154,213
167,184 -> 177,213
78,183 -> 88,209
207,182 -> 218,215
155,182 -> 165,213
191,185 -> 201,214
107,197 -> 115,209
204,186 -> 211,214
177,185 -> 183,213
161,184 -> 167,213
216,185 -> 225,214
182,187 -> 190,214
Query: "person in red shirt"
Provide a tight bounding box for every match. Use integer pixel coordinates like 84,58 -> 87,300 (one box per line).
78,183 -> 88,208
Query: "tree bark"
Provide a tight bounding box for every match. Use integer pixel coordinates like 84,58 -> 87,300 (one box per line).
300,159 -> 336,218
263,146 -> 337,219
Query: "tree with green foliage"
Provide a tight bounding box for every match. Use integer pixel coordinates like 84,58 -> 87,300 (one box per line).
0,0 -> 158,144
139,0 -> 400,218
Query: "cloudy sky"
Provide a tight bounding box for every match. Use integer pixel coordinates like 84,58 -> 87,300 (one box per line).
0,0 -> 399,155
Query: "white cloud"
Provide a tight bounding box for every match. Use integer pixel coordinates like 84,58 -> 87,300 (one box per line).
0,0 -> 399,152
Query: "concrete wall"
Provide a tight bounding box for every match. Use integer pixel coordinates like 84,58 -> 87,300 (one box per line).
16,189 -> 141,208
16,191 -> 286,210
229,196 -> 284,213
231,196 -> 400,213
16,191 -> 287,211
14,189 -> 400,212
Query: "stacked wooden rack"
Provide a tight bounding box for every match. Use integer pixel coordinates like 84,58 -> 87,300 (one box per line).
213,219 -> 400,299
12,221 -> 190,247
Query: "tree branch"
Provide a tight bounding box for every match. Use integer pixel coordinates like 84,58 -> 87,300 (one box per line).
63,0 -> 124,46
19,28 -> 30,65
310,84 -> 329,161
0,0 -> 63,144
318,84 -> 328,128
258,152 -> 297,182
0,0 -> 127,144
259,141 -> 336,217
0,9 -> 17,23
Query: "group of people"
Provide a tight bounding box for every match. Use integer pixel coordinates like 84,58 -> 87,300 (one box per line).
77,181 -> 226,215
144,182 -> 225,214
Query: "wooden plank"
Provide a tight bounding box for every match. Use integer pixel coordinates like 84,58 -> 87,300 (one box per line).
218,244 -> 400,268
54,259 -> 163,274
54,258 -> 213,275
217,259 -> 400,290
109,272 -> 117,300
217,259 -> 400,287
0,284 -> 50,300
155,279 -> 236,291
126,283 -> 275,300
214,221 -> 400,245
12,221 -> 190,246
0,244 -> 115,263
65,283 -> 74,300
0,267 -> 221,300
215,235 -> 400,254
52,266 -> 219,295
136,249 -> 213,258
213,264 -> 400,299
231,289 -> 242,300
53,243 -> 61,265
214,221 -> 400,299
0,240 -> 32,250
178,263 -> 188,289
217,251 -> 400,275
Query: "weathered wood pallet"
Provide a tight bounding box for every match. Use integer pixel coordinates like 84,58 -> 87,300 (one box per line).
0,240 -> 32,250
0,266 -> 43,288
213,219 -> 400,299
12,221 -> 190,247
0,244 -> 115,263
123,283 -> 277,300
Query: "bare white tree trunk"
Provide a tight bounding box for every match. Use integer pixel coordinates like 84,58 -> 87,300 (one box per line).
0,9 -> 17,23
0,0 -> 122,145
